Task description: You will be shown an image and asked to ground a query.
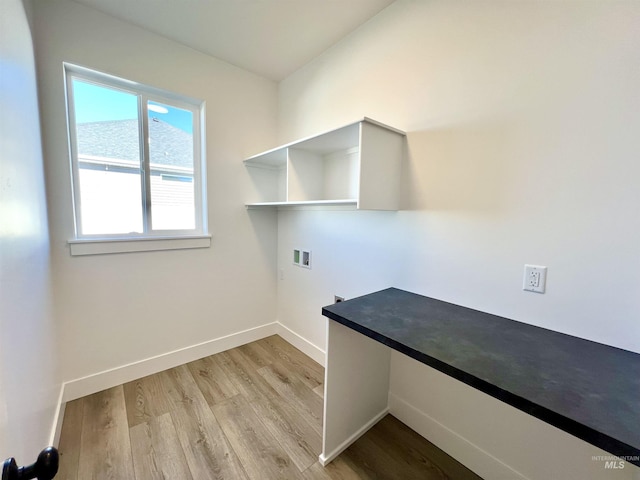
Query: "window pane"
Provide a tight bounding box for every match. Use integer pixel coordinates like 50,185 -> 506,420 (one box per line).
72,79 -> 143,235
147,101 -> 196,230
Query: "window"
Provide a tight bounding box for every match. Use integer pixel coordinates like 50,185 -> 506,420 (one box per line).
64,64 -> 209,255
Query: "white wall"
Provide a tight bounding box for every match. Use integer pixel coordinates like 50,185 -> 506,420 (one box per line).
277,1 -> 640,479
31,0 -> 279,391
0,0 -> 60,463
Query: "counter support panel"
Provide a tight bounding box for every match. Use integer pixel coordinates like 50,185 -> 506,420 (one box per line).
320,320 -> 391,465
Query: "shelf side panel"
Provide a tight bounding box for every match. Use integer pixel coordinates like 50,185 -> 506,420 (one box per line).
358,123 -> 404,211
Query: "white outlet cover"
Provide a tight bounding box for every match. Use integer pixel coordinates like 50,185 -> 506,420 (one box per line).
523,265 -> 547,293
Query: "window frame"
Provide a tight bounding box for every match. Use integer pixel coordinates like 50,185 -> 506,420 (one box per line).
63,63 -> 208,249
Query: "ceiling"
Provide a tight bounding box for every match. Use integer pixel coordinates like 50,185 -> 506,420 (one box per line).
71,0 -> 396,81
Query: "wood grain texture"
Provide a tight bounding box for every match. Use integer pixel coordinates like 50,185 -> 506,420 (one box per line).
249,393 -> 321,472
130,413 -> 193,480
317,416 -> 482,480
237,341 -> 275,370
78,386 -> 135,480
339,428 -> 432,480
371,415 -> 482,480
313,384 -> 324,399
187,355 -> 238,406
258,335 -> 324,389
161,366 -> 248,480
214,349 -> 280,403
301,457 -> 362,480
123,372 -> 171,427
258,361 -> 324,436
211,394 -> 302,480
57,336 -> 482,480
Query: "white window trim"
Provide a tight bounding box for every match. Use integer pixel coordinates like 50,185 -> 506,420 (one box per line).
68,235 -> 212,256
63,63 -> 209,255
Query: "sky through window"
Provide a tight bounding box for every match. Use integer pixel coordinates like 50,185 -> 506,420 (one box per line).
72,80 -> 193,133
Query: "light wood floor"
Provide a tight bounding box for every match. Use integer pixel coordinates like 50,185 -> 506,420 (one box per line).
56,335 -> 482,479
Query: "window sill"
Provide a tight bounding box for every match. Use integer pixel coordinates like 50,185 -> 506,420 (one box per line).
68,235 -> 212,256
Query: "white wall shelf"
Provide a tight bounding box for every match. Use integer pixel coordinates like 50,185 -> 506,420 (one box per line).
244,118 -> 405,210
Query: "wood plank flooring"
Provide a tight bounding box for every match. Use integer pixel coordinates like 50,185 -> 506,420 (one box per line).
56,335 -> 482,479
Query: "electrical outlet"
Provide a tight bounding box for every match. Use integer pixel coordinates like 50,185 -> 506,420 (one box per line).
334,295 -> 345,303
523,265 -> 547,293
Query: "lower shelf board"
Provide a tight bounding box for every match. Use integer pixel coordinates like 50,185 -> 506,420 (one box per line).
246,200 -> 358,209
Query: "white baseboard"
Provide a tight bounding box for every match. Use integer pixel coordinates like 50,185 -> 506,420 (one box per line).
319,407 -> 389,466
62,322 -> 278,402
388,392 -> 527,480
49,385 -> 66,447
276,322 -> 325,366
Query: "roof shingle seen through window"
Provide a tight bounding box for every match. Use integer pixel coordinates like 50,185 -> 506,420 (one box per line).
76,118 -> 193,168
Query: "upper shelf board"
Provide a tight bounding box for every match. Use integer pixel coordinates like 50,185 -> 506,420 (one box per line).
243,117 -> 406,168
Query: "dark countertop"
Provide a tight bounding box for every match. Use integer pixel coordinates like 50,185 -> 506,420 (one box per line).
322,288 -> 640,466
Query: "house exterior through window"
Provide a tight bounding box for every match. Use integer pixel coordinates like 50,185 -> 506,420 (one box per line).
64,64 -> 207,242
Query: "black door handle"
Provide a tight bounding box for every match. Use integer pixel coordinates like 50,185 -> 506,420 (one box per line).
2,447 -> 58,480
